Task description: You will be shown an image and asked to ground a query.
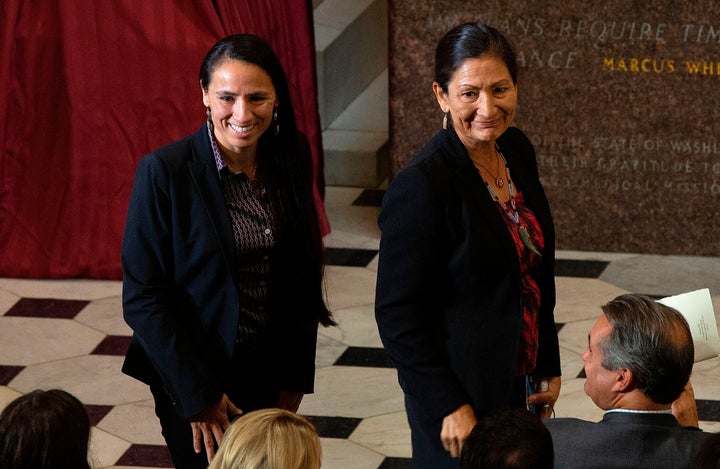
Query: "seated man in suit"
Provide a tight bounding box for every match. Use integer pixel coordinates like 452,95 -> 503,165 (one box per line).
544,294 -> 711,469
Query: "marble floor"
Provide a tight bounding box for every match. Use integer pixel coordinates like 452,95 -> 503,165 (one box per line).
1,185 -> 719,469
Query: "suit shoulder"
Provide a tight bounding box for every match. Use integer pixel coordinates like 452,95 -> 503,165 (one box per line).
400,132 -> 455,179
501,125 -> 531,142
383,134 -> 457,214
390,157 -> 452,200
544,417 -> 594,425
543,417 -> 598,433
498,126 -> 534,153
141,134 -> 195,168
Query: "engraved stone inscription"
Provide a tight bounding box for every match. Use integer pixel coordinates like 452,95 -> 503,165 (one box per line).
389,0 -> 720,255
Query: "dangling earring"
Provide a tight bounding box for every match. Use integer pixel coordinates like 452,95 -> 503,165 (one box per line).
206,107 -> 213,132
442,113 -> 448,130
273,107 -> 280,135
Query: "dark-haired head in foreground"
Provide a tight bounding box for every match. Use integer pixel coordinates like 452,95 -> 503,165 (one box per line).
460,407 -> 553,469
0,389 -> 91,469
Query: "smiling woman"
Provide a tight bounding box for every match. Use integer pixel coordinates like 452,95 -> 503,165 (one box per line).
433,55 -> 518,162
121,34 -> 334,469
375,23 -> 561,468
202,60 -> 279,173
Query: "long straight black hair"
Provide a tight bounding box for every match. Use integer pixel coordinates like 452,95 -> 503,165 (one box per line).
199,34 -> 333,326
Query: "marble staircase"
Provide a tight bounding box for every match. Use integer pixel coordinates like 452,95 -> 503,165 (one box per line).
313,0 -> 389,187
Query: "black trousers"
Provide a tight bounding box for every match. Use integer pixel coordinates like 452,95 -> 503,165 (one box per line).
151,339 -> 280,469
405,376 -> 527,469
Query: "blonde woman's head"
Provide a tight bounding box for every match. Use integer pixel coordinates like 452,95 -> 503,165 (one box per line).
209,408 -> 321,469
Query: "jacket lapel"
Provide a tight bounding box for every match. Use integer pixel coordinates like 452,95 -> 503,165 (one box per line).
443,130 -> 520,273
186,126 -> 240,284
186,127 -> 241,355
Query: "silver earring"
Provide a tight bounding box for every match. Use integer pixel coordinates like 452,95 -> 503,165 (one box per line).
273,107 -> 280,135
442,113 -> 448,130
206,107 -> 213,131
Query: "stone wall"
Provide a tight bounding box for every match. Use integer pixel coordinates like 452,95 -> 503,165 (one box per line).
389,0 -> 720,255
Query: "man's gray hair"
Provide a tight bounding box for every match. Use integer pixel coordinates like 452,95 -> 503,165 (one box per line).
599,294 -> 694,404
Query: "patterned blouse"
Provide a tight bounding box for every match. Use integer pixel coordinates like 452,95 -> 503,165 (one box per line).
208,123 -> 276,343
494,190 -> 544,376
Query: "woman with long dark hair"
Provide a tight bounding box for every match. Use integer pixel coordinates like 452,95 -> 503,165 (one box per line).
121,34 -> 333,469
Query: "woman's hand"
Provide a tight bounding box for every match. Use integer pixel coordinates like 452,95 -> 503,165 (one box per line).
277,391 -> 304,412
440,403 -> 478,458
527,376 -> 561,419
190,394 -> 242,463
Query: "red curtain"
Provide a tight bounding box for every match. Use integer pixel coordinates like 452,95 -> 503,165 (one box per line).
0,0 -> 328,279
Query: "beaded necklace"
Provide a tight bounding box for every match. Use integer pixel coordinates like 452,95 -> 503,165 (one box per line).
474,148 -> 505,188
482,150 -> 542,256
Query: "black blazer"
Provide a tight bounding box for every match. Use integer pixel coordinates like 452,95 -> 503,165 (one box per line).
544,412 -> 712,468
121,126 -> 320,420
375,127 -> 560,422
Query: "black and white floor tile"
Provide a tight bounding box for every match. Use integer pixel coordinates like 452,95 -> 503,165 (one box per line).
1,186 -> 719,468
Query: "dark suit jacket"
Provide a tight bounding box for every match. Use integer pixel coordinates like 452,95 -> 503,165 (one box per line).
121,125 -> 320,420
375,127 -> 560,423
545,411 -> 712,468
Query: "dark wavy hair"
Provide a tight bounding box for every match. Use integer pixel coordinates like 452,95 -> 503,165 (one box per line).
600,294 -> 694,404
199,34 -> 333,326
0,389 -> 91,469
434,22 -> 518,93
